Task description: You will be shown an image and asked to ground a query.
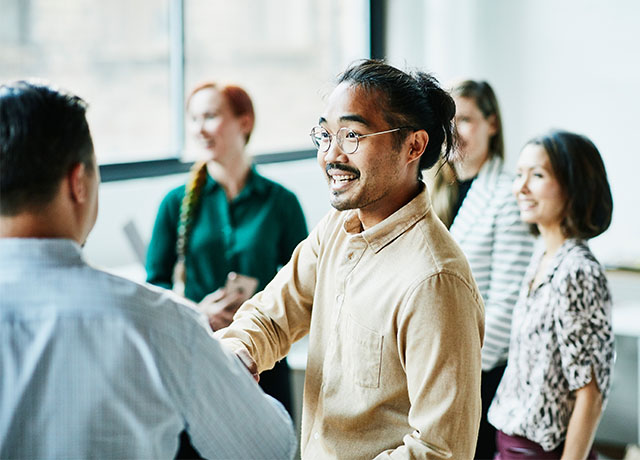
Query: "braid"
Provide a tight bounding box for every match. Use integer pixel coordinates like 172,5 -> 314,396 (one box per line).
172,161 -> 208,296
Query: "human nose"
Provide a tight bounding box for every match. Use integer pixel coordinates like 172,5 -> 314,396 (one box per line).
197,119 -> 209,135
321,134 -> 348,163
513,173 -> 529,196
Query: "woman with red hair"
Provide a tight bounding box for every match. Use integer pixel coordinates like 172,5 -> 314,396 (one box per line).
146,81 -> 307,457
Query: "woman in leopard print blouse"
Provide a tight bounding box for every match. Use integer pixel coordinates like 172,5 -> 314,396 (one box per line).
488,130 -> 614,460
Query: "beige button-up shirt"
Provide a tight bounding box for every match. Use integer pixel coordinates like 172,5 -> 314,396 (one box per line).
217,185 -> 485,459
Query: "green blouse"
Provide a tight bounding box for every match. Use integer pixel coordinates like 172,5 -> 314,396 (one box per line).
146,167 -> 308,303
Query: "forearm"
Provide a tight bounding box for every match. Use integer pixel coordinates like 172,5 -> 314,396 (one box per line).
214,300 -> 291,372
187,332 -> 296,459
215,246 -> 314,371
561,378 -> 603,460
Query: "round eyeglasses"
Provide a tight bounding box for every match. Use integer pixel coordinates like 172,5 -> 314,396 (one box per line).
309,126 -> 411,155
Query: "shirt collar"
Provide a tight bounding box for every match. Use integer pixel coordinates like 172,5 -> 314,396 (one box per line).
202,166 -> 269,198
0,238 -> 84,268
529,238 -> 585,288
547,238 -> 585,271
342,182 -> 430,253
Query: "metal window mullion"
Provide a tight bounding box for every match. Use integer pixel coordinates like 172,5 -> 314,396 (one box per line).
169,0 -> 185,158
369,0 -> 385,59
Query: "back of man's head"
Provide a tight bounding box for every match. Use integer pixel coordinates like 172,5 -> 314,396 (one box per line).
0,81 -> 94,216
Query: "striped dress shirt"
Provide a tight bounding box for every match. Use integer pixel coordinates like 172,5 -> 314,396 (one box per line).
450,158 -> 535,371
0,238 -> 295,459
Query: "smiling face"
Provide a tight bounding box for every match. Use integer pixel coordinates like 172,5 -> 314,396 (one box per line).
316,82 -> 421,228
187,87 -> 249,163
513,143 -> 567,234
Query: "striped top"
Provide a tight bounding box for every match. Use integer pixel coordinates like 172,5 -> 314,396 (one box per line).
450,158 -> 535,371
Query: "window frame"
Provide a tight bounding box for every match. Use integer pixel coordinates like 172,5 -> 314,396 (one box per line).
100,0 -> 382,183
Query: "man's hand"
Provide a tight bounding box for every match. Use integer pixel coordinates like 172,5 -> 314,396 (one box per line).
198,288 -> 247,331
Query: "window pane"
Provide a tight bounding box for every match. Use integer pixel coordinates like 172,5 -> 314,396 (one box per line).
184,0 -> 370,158
0,0 -> 172,165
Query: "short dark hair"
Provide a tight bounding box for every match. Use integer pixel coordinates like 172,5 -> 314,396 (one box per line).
0,80 -> 94,215
451,79 -> 504,161
337,59 -> 456,178
526,130 -> 613,239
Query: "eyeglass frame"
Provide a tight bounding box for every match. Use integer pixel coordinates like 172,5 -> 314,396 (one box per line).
309,125 -> 414,155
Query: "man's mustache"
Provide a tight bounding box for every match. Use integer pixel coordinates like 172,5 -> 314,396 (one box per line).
325,163 -> 360,177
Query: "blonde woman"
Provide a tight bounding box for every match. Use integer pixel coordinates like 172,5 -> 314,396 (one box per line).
428,80 -> 534,458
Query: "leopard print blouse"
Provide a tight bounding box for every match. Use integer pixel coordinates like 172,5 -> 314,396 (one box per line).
488,239 -> 614,452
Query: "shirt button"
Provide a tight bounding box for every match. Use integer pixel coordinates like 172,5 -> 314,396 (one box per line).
347,252 -> 354,260
314,432 -> 320,440
336,294 -> 343,304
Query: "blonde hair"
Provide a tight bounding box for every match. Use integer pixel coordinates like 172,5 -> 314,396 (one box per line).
172,161 -> 208,295
427,79 -> 504,227
424,159 -> 458,228
172,81 -> 256,295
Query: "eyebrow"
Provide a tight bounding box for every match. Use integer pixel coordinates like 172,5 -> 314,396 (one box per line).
318,114 -> 371,127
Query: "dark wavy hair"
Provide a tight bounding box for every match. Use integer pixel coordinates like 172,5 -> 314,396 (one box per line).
337,59 -> 456,179
0,80 -> 94,216
525,130 -> 613,239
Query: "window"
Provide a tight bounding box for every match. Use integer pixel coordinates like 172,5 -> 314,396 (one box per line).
184,0 -> 369,159
0,0 -> 370,166
0,0 -> 173,164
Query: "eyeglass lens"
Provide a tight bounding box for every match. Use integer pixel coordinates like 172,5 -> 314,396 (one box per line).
310,127 -> 359,154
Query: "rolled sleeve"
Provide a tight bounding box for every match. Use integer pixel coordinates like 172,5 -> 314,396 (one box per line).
554,265 -> 613,395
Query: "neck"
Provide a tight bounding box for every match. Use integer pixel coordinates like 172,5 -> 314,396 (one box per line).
454,152 -> 489,181
0,191 -> 85,244
357,181 -> 422,230
206,153 -> 251,200
0,212 -> 78,242
538,223 -> 567,257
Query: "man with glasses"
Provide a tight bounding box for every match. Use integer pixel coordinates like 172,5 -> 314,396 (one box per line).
216,60 -> 484,458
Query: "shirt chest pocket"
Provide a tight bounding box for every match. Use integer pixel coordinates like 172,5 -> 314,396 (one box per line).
345,313 -> 383,389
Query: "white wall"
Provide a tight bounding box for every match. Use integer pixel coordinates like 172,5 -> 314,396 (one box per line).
386,0 -> 640,268
87,0 -> 640,271
83,158 -> 330,271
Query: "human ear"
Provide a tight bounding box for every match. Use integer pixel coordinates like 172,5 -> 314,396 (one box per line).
239,113 -> 254,137
407,130 -> 429,163
68,163 -> 89,204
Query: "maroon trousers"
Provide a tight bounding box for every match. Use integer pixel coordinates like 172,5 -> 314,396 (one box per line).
495,430 -> 597,460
